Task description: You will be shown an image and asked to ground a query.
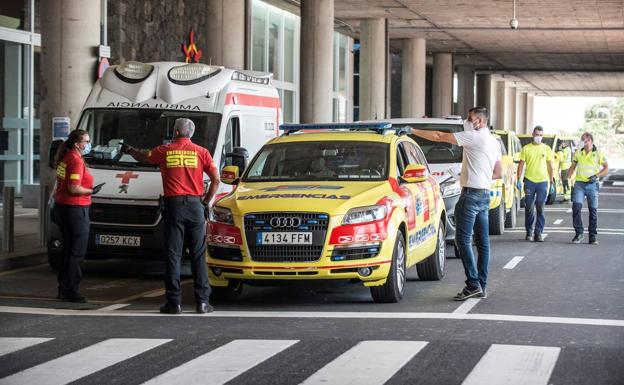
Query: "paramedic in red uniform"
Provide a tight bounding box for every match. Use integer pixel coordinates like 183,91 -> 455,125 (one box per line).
53,129 -> 104,303
124,118 -> 220,314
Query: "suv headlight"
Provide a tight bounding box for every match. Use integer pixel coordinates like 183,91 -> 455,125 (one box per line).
342,205 -> 387,225
440,178 -> 461,198
210,206 -> 234,225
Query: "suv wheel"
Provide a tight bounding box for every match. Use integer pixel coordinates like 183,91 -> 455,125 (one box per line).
371,233 -> 406,303
416,222 -> 446,280
210,280 -> 244,302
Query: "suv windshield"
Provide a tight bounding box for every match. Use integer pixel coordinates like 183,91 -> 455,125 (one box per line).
393,123 -> 463,163
77,109 -> 221,169
244,141 -> 389,182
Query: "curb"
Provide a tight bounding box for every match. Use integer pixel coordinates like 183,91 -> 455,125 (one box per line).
0,249 -> 48,272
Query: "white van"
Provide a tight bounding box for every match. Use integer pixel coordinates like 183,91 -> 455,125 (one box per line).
47,61 -> 282,268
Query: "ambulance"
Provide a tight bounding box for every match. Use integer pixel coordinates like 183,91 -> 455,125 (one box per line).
46,61 -> 282,269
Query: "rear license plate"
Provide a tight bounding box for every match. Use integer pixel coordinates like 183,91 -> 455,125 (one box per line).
258,232 -> 312,245
95,234 -> 141,247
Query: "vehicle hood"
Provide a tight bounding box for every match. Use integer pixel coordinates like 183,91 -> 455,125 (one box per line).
219,181 -> 391,215
428,163 -> 461,184
88,167 -> 163,200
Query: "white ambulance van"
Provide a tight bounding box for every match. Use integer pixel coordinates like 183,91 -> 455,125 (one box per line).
47,61 -> 282,269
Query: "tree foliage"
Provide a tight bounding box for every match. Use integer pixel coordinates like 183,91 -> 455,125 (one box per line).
579,98 -> 624,157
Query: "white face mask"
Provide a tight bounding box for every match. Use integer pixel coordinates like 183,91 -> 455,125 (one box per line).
463,120 -> 474,132
533,136 -> 543,144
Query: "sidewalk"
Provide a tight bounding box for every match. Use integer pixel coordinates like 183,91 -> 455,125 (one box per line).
0,200 -> 47,271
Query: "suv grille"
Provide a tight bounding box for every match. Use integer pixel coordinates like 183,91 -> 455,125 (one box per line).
90,203 -> 160,225
244,212 -> 329,262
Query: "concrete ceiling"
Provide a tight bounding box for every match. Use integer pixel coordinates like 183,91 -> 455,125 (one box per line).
333,0 -> 624,96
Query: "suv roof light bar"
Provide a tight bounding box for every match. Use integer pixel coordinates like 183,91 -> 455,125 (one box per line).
279,122 -> 393,135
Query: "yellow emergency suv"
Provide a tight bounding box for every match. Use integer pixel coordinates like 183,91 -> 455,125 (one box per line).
206,122 -> 447,303
491,130 -> 522,229
488,134 -> 518,235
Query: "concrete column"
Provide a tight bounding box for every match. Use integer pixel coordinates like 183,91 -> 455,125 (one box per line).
476,74 -> 492,110
516,91 -> 527,134
432,53 -> 453,117
401,38 -> 426,118
507,86 -> 517,132
3,43 -> 23,191
300,0 -> 334,123
40,0 -> 100,188
495,80 -> 507,130
526,94 -> 535,134
205,0 -> 245,69
359,18 -> 386,120
456,66 -> 475,118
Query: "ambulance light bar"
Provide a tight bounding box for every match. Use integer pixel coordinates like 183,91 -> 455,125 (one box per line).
232,71 -> 271,85
279,122 -> 394,135
114,61 -> 154,83
168,63 -> 222,85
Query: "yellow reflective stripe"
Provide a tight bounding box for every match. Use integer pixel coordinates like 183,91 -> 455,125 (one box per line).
70,173 -> 81,180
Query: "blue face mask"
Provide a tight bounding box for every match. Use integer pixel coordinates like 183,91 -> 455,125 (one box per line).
81,142 -> 92,155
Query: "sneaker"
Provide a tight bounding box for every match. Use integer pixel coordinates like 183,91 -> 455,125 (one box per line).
572,234 -> 584,244
476,288 -> 488,299
534,234 -> 546,242
453,286 -> 483,301
525,233 -> 532,241
589,237 -> 599,245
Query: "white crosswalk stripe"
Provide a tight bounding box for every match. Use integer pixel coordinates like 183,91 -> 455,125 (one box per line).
0,338 -> 52,357
300,340 -> 428,385
143,339 -> 298,385
462,344 -> 561,385
0,338 -> 170,385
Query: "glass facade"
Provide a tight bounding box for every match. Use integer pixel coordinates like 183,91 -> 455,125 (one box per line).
0,1 -> 39,196
250,0 -> 352,123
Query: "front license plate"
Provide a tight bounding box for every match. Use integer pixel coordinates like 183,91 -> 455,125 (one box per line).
258,232 -> 312,245
95,234 -> 141,247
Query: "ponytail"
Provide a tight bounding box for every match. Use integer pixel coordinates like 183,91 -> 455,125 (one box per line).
54,129 -> 88,168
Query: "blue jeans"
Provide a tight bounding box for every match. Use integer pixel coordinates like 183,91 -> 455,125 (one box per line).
454,189 -> 491,291
572,181 -> 599,236
523,178 -> 548,236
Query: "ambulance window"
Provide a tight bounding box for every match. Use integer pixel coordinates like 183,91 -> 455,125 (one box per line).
396,144 -> 408,176
222,117 -> 241,167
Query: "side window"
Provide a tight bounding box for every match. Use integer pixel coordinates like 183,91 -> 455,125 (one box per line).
410,142 -> 429,168
396,144 -> 408,176
513,137 -> 522,154
497,138 -> 507,156
222,117 -> 241,167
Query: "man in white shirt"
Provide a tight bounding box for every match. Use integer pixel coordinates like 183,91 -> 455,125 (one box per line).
411,106 -> 502,300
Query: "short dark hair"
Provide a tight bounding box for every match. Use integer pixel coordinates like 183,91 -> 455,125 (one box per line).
469,106 -> 489,121
581,131 -> 594,142
533,125 -> 544,133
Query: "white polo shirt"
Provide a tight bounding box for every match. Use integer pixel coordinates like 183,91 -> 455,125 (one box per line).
453,128 -> 501,190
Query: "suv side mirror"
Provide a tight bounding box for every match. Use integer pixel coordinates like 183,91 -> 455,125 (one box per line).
49,139 -> 64,168
221,165 -> 240,185
401,164 -> 429,183
225,147 -> 249,173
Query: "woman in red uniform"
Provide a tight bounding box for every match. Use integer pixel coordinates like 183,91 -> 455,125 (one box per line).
53,129 -> 103,303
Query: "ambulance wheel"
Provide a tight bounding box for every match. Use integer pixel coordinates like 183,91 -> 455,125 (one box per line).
416,222 -> 446,280
48,250 -> 61,272
505,197 -> 517,228
489,198 -> 505,235
210,280 -> 244,302
371,233 -> 406,303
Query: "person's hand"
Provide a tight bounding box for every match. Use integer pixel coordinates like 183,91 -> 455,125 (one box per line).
588,175 -> 598,184
91,182 -> 105,195
549,183 -> 555,194
516,180 -> 522,191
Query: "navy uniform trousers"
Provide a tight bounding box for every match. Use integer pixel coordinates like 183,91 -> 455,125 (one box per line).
163,196 -> 210,305
55,204 -> 90,298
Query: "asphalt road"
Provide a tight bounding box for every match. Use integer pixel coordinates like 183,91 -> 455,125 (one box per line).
0,170 -> 623,384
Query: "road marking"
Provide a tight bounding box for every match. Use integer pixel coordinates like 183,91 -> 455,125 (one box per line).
452,298 -> 481,314
612,181 -> 624,186
97,303 -> 130,311
598,192 -> 624,196
462,344 -> 560,385
553,219 -> 563,225
566,208 -> 572,213
301,340 -> 428,385
544,208 -> 624,214
1,306 -> 623,327
0,338 -> 170,385
503,256 -> 525,270
0,264 -> 47,277
0,338 -> 52,357
507,229 -> 624,235
143,289 -> 165,298
143,339 -> 298,385
110,279 -> 191,304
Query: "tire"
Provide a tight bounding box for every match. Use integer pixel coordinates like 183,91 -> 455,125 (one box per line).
416,222 -> 446,280
48,250 -> 61,272
210,280 -> 244,302
489,197 -> 505,235
371,233 -> 406,303
504,196 -> 517,228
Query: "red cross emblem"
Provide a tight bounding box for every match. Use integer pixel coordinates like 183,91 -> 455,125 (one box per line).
115,171 -> 139,184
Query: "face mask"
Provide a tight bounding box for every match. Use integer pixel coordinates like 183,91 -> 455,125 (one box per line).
463,120 -> 474,131
533,136 -> 543,144
578,139 -> 586,148
81,142 -> 92,155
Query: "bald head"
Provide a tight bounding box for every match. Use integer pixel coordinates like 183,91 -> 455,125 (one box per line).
174,118 -> 195,138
